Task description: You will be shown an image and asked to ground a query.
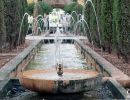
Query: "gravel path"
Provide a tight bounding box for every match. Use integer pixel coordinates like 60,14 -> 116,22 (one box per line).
85,41 -> 130,77
0,40 -> 32,69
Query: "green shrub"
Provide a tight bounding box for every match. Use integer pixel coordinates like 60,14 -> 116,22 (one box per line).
64,3 -> 83,14
26,3 -> 35,15
39,1 -> 53,15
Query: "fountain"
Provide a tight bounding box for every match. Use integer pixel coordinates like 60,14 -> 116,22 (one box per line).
18,26 -> 102,93
18,69 -> 101,93
32,16 -> 45,35
71,11 -> 78,21
84,0 -> 102,46
18,13 -> 46,43
68,0 -> 102,46
69,0 -> 102,49
18,13 -> 29,46
0,3 -> 128,100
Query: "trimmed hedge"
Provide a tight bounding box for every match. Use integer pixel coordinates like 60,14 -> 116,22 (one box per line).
85,0 -> 130,61
33,1 -> 53,16
1,0 -> 28,50
0,0 -> 6,52
64,2 -> 83,15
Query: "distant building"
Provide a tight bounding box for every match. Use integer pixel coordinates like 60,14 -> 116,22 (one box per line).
27,0 -> 73,7
78,0 -> 85,6
27,0 -> 38,4
43,0 -> 72,8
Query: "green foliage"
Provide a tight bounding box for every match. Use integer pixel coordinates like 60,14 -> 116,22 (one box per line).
20,0 -> 28,44
112,0 -> 120,47
64,2 -> 83,33
113,0 -> 130,60
26,3 -> 35,15
26,1 -> 53,16
34,1 -> 53,16
84,0 -> 130,60
3,0 -> 21,49
73,3 -> 83,14
73,0 -> 77,2
101,0 -> 113,52
39,1 -> 53,15
64,3 -> 76,14
1,0 -> 28,50
63,3 -> 83,14
84,2 -> 91,42
0,0 -> 6,51
85,0 -> 100,46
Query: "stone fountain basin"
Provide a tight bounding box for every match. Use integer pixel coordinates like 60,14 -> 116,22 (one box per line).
18,69 -> 101,93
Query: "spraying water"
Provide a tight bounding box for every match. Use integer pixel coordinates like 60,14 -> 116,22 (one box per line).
54,26 -> 64,76
18,13 -> 29,46
84,0 -> 102,47
71,11 -> 78,22
54,26 -> 62,65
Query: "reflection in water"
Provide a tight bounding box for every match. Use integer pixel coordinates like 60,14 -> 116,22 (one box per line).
27,72 -> 92,80
27,44 -> 89,70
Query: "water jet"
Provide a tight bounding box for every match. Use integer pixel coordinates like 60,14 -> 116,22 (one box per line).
18,26 -> 102,94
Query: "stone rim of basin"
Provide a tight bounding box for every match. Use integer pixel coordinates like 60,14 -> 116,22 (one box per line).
19,69 -> 100,81
18,69 -> 102,93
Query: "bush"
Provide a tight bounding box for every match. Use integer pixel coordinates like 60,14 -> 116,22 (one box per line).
26,1 -> 53,15
26,3 -> 35,15
39,1 -> 53,15
84,0 -> 130,61
63,3 -> 83,14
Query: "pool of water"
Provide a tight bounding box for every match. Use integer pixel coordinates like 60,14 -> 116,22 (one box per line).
26,43 -> 93,70
30,72 -> 92,80
2,42 -> 116,99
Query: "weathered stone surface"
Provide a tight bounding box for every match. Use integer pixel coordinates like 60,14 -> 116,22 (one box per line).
18,69 -> 101,93
75,40 -> 130,88
0,40 -> 42,80
0,79 -> 127,99
106,79 -> 127,99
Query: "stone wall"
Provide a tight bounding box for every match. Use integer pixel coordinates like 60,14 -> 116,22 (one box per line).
75,40 -> 130,88
0,40 -> 43,80
0,38 -> 130,88
75,40 -> 110,77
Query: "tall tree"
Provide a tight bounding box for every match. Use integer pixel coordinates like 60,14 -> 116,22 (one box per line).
101,0 -> 113,53
18,0 -> 28,44
113,0 -> 130,62
4,0 -> 21,49
3,0 -> 28,49
0,0 -> 6,52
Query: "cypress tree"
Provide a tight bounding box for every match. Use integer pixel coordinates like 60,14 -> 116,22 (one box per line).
84,1 -> 91,42
3,0 -> 28,49
0,0 -> 6,52
121,0 -> 130,61
18,0 -> 28,44
113,0 -> 130,62
96,0 -> 102,45
91,0 -> 99,46
85,0 -> 101,46
4,0 -> 21,49
101,0 -> 113,53
112,0 -> 122,48
84,0 -> 130,61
